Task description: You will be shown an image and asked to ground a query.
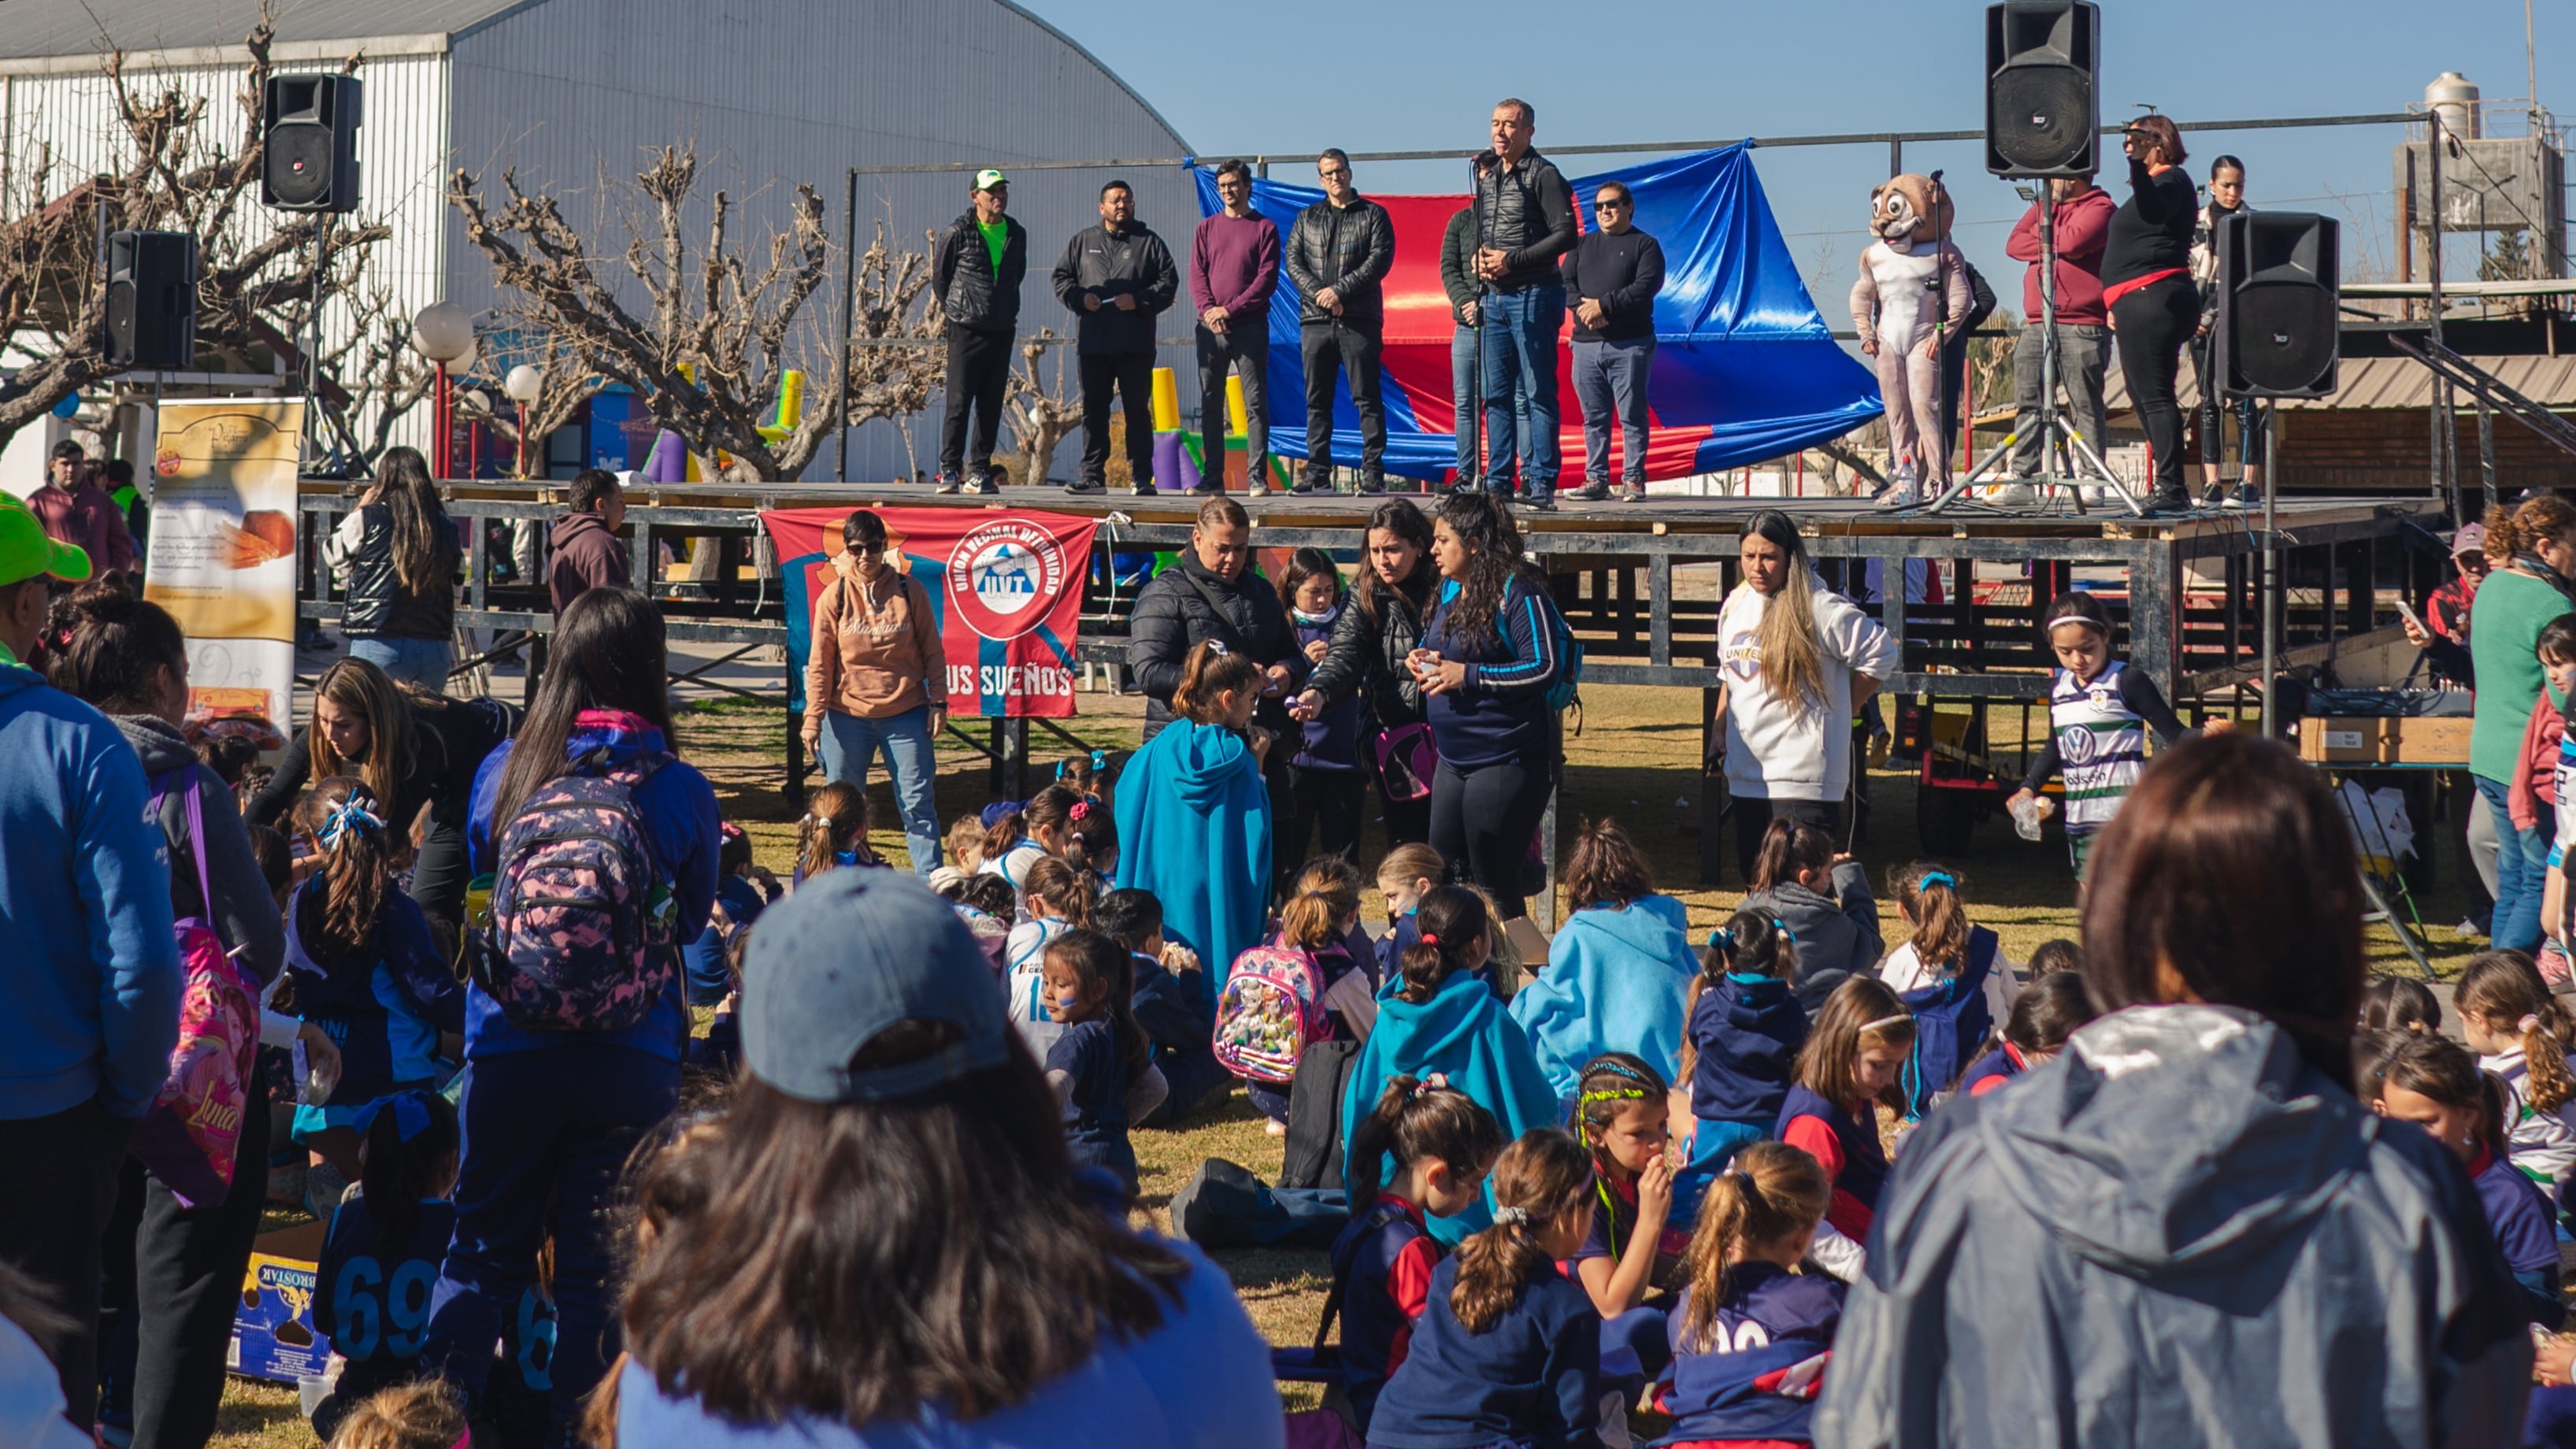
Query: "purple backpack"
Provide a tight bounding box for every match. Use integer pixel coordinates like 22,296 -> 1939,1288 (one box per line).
469,748 -> 676,1031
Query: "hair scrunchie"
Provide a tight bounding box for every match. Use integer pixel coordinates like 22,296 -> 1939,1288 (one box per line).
1419,932 -> 1440,948
2522,1014 -> 2544,1035
1492,1206 -> 1537,1226
318,795 -> 386,850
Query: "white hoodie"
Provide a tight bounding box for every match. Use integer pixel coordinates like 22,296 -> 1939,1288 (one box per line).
1717,579 -> 1901,802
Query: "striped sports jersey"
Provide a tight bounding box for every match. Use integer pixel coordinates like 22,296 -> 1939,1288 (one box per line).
2051,662 -> 2150,833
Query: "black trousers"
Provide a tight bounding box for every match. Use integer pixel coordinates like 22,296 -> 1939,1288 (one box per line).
1731,795 -> 1845,888
1429,746 -> 1554,921
410,817 -> 469,934
1300,321 -> 1385,481
2111,277 -> 2197,496
1079,350 -> 1157,487
0,1099 -> 134,1429
1277,762 -> 1367,893
1373,759 -> 1433,850
940,328 -> 1013,479
97,1070 -> 274,1449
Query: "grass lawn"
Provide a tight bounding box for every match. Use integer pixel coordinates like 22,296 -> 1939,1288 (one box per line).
209,682 -> 2481,1445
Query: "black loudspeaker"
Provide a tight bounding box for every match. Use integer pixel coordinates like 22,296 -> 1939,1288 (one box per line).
106,231 -> 197,370
2215,211 -> 2340,399
261,74 -> 361,212
1985,2 -> 2100,178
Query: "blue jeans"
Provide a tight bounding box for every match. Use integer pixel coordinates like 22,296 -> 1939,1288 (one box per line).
1571,335 -> 1654,486
2478,774 -> 2552,952
1451,323 -> 1533,488
348,634 -> 453,691
424,1043 -> 680,1431
1481,284 -> 1565,500
817,704 -> 943,876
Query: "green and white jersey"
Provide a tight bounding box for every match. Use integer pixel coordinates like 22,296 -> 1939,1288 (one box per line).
2051,662 -> 2152,836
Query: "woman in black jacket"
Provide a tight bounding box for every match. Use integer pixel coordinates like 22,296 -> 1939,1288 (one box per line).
247,657 -> 515,930
2102,115 -> 2199,512
324,447 -> 460,690
1296,498 -> 1440,846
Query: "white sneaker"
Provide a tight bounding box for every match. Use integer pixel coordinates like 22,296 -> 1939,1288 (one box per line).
1989,482 -> 2040,507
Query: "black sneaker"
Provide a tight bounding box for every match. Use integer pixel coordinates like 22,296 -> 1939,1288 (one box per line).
1066,477 -> 1106,496
2144,487 -> 2192,514
1185,479 -> 1221,497
1522,494 -> 1557,513
967,473 -> 999,497
1572,481 -> 1612,502
1358,473 -> 1386,495
932,473 -> 963,495
1289,476 -> 1334,495
1131,481 -> 1158,496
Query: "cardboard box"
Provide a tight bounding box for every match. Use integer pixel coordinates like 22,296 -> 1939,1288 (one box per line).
229,1218 -> 327,1384
2298,715 -> 2474,766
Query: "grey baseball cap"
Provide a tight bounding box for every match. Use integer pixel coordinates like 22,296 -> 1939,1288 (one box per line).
740,869 -> 1011,1102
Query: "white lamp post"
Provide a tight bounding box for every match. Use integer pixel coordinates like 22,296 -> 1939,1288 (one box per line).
409,302 -> 475,477
503,364 -> 543,479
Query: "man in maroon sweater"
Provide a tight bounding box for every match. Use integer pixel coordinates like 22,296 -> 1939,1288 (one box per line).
2000,173 -> 2116,495
29,440 -> 135,580
547,468 -> 631,616
1188,160 -> 1280,498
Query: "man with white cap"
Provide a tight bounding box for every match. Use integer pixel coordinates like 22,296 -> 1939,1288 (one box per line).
932,169 -> 1028,496
0,497 -> 181,1432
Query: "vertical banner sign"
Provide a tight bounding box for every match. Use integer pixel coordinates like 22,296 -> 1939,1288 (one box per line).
146,399 -> 304,749
760,506 -> 1099,718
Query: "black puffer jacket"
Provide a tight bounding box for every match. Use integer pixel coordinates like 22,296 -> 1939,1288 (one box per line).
327,500 -> 458,639
1126,552 -> 1305,735
1285,196 -> 1395,328
932,210 -> 1028,335
1305,576 -> 1429,731
1051,221 -> 1179,355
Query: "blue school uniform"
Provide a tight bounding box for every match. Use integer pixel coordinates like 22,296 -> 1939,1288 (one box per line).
1376,912 -> 1419,984
1047,1018 -> 1138,1193
1130,951 -> 1227,1121
1659,1262 -> 1845,1444
2474,1145 -> 2566,1329
1955,1041 -> 2029,1098
1688,973 -> 1810,1131
1365,1255 -> 1599,1449
1777,1083 -> 1891,1241
317,1191 -> 456,1366
284,880 -> 463,1140
1293,609 -> 1365,771
680,874 -> 768,1006
1329,1195 -> 1444,1434
1343,970 -> 1560,1244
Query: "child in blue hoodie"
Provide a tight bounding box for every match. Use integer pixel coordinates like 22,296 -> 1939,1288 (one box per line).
1365,1129 -> 1603,1449
287,778 -> 465,1182
1342,887 -> 1561,1244
427,591 -> 721,1438
1112,642 -> 1273,1013
1507,818 -> 1698,1097
309,1090 -> 461,1441
1278,547 -> 1366,888
1683,906 -> 1810,1173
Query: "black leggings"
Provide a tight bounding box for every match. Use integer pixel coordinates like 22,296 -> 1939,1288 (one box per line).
1429,748 -> 1553,921
2111,276 -> 2197,495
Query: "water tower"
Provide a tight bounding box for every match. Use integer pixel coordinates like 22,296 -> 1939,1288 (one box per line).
2394,70 -> 2567,279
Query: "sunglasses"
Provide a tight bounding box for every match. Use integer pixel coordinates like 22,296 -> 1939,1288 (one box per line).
1593,200 -> 1627,210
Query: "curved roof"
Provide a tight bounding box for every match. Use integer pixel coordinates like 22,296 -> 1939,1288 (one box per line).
984,0 -> 1188,152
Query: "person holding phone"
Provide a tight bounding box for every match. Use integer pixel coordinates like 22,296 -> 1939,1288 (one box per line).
2101,115 -> 2199,513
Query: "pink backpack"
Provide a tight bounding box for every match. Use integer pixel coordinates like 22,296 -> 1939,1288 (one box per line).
128,772 -> 260,1209
1212,943 -> 1330,1085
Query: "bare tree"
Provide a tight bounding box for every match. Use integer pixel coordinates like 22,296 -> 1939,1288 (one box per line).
452,325 -> 605,473
450,145 -> 848,481
841,217 -> 945,472
999,332 -> 1079,487
0,11 -> 392,447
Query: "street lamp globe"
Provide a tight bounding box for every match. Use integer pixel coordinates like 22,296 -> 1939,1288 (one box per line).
503,364 -> 543,404
410,302 -> 473,363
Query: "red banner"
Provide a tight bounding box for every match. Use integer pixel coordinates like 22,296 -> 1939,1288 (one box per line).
761,505 -> 1099,719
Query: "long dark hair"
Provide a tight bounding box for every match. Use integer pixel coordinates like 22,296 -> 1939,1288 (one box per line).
373,447 -> 458,598
619,1062 -> 1189,1427
294,776 -> 398,962
358,1089 -> 459,1256
1397,885 -> 1491,1003
2081,733 -> 2362,1090
43,574 -> 186,715
1356,498 -> 1436,628
491,587 -> 678,829
1435,491 -> 1530,646
1344,1074 -> 1505,1209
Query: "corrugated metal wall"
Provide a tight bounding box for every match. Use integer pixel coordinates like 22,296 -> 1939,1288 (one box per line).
448,0 -> 1199,482
2,50 -> 450,450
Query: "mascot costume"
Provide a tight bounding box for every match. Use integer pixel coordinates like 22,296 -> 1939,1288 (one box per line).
1850,173 -> 1973,506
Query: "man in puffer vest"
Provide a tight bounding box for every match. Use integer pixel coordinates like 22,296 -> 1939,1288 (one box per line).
931,169 -> 1028,495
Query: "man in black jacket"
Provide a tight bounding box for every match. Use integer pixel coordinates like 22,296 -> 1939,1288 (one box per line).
1126,495 -> 1303,743
1561,182 -> 1666,502
1285,150 -> 1395,497
1474,98 -> 1577,510
1053,179 -> 1180,497
930,169 -> 1026,495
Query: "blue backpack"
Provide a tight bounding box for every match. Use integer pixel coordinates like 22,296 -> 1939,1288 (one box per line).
1542,593 -> 1584,716
1896,926 -> 1998,1120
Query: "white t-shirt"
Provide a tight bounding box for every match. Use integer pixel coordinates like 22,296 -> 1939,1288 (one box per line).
1878,938 -> 2022,1028
1716,579 -> 1902,802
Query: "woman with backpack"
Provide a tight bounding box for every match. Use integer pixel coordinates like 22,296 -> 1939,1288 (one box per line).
42,580 -> 292,1449
1410,492 -> 1566,921
422,587 -> 721,1439
1296,498 -> 1440,847
322,447 -> 461,691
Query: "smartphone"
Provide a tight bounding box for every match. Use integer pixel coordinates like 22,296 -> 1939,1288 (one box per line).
2393,596 -> 2426,633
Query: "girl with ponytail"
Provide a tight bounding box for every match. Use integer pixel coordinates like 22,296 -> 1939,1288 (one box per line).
1340,888 -> 1562,1243
1680,907 -> 1808,1174
2456,950 -> 2576,1195
1322,1077 -> 1504,1435
1662,1142 -> 1842,1446
1878,862 -> 2022,1106
287,777 -> 464,1183
1113,639 -> 1274,1017
1365,1130 -> 1606,1449
793,780 -> 882,885
310,1089 -> 463,1440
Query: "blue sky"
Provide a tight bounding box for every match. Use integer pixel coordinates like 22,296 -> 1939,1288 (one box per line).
1029,0 -> 2569,315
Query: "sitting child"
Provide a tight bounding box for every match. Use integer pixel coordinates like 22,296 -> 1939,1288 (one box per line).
1363,1130 -> 1606,1449
1876,863 -> 2021,1117
792,781 -> 885,887
1510,817 -> 1698,1097
938,870 -> 1016,977
323,1379 -> 470,1449
1741,820 -> 1881,1011
1296,854 -> 1380,988
1006,857 -> 1096,1031
1657,1142 -> 1841,1447
310,1090 -> 462,1441
1098,888 -> 1229,1126
1374,843 -> 1444,984
1682,908 -> 1808,1173
2363,1031 -> 2562,1328
682,822 -> 775,1008
1238,887 -> 1366,1135
1325,1075 -> 1506,1439
1955,971 -> 2096,1098
928,813 -> 988,895
1570,1053 -> 1688,1323
2456,951 -> 2576,1197
2359,975 -> 2442,1036
1039,929 -> 1155,1197
1778,976 -> 1914,1282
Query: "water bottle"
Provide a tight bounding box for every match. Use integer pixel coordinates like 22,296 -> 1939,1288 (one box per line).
2010,794 -> 2045,842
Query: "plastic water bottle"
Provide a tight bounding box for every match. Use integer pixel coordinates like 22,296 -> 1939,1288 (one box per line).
2010,794 -> 2045,842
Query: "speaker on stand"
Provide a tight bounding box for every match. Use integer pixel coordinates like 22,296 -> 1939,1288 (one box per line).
261,75 -> 362,213
106,231 -> 197,370
1985,2 -> 2100,179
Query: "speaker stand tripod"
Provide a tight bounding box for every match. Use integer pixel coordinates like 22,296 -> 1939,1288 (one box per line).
1921,185 -> 2148,518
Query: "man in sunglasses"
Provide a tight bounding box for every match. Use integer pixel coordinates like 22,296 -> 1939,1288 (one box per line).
1561,181 -> 1665,503
1284,149 -> 1395,495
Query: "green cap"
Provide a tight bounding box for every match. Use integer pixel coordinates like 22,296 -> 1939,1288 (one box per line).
974,168 -> 1008,191
0,494 -> 91,587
